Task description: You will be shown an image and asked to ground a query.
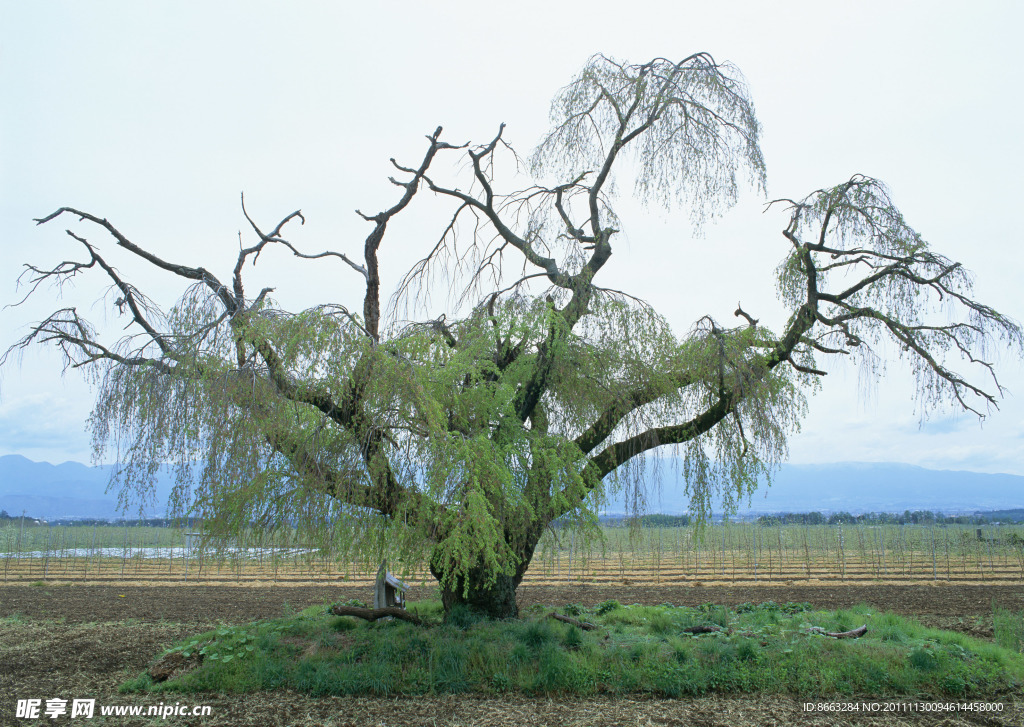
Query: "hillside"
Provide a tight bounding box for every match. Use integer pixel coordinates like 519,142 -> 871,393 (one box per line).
597,461 -> 1023,516
0,455 -> 176,520
1,455 -> 1021,521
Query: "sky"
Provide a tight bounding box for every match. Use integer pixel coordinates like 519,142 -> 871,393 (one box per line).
1,1 -> 1022,478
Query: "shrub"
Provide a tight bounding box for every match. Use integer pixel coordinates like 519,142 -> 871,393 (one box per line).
518,619 -> 556,649
444,604 -> 484,630
563,625 -> 583,650
994,607 -> 1024,653
909,647 -> 940,671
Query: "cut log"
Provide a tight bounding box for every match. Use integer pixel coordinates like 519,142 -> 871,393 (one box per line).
329,604 -> 424,626
808,624 -> 867,639
547,612 -> 600,631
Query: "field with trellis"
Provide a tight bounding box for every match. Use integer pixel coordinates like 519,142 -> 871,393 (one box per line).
3,521 -> 1022,586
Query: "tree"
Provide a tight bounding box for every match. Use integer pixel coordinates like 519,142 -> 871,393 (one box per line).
6,54 -> 1021,618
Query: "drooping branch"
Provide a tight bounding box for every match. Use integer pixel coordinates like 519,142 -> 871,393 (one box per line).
532,53 -> 766,224
69,232 -> 173,356
1,307 -> 173,375
573,371 -> 695,455
771,175 -> 1023,417
818,304 -> 999,416
585,393 -> 735,482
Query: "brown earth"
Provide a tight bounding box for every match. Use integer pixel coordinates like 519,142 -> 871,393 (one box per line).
1,583 -> 1021,726
2,582 -> 1023,625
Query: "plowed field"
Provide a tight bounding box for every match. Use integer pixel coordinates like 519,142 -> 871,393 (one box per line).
1,583 -> 1022,726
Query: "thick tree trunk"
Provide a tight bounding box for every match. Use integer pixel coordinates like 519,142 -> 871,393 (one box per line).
429,529 -> 541,620
438,568 -> 520,619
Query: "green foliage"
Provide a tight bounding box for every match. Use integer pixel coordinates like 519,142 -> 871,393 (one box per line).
518,620 -> 557,650
444,604 -> 485,631
127,599 -> 1024,700
562,625 -> 584,650
645,610 -> 675,635
993,606 -> 1024,653
698,603 -> 731,629
908,646 -> 940,672
875,613 -> 914,644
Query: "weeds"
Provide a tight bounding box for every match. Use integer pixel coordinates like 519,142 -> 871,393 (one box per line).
993,604 -> 1024,653
125,600 -> 1024,700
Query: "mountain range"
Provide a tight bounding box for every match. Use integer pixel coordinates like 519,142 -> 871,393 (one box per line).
0,454 -> 1021,521
0,455 -> 176,521
597,460 -> 1023,516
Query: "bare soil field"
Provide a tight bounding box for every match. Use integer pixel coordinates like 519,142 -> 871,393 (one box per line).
2,583 -> 1022,726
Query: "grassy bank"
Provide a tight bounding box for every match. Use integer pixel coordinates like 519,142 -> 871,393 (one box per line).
122,599 -> 1024,700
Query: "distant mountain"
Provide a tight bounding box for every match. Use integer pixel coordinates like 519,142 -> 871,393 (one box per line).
598,461 -> 1024,516
0,455 -> 177,520
1,455 -> 1021,521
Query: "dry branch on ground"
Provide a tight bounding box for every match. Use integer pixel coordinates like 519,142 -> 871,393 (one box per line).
328,604 -> 424,625
547,611 -> 600,630
808,624 -> 868,638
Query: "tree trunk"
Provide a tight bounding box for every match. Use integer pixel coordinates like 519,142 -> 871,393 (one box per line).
429,530 -> 541,620
438,568 -> 520,619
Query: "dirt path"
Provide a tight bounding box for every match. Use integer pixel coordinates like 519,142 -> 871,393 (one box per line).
2,582 -> 1022,623
1,583 -> 1021,726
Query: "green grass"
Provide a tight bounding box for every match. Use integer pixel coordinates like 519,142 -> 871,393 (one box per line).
121,600 -> 1024,699
993,605 -> 1024,654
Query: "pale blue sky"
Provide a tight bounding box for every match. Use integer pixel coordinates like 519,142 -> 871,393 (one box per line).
1,1 -> 1022,476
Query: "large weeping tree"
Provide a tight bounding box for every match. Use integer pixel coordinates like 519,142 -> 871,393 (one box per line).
7,54 -> 1021,618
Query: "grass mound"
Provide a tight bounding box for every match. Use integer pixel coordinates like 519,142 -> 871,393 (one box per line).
122,600 -> 1024,699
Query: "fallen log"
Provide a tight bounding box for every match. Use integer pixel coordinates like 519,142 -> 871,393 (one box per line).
547,612 -> 600,631
808,624 -> 867,639
329,604 -> 424,626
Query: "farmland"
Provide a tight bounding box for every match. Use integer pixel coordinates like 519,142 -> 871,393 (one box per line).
2,521 -> 1022,587
2,582 -> 1023,726
3,521 -> 1023,725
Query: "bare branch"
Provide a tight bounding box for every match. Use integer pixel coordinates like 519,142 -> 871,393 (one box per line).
734,303 -> 758,328
35,208 -> 237,313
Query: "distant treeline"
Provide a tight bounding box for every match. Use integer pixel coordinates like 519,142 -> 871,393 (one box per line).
599,514 -> 692,528
0,511 -> 199,528
597,510 -> 1022,527
3,507 -> 1021,528
755,509 -> 1021,526
982,509 -> 1024,522
598,516 -> 692,528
